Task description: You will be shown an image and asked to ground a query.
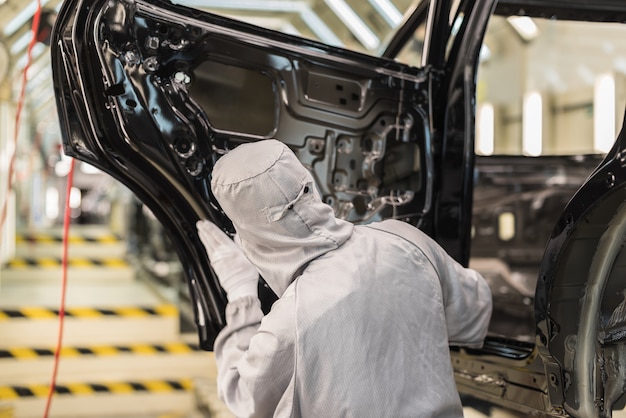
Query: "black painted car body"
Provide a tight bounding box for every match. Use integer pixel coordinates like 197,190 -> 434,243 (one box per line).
51,0 -> 626,416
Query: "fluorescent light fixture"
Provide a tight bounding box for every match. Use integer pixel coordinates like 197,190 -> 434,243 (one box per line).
280,22 -> 301,36
507,16 -> 539,41
221,14 -> 300,35
45,186 -> 59,219
10,31 -> 33,55
300,8 -> 344,47
69,187 -> 81,209
324,0 -> 379,50
451,14 -> 463,36
479,44 -> 491,62
523,91 -> 542,156
3,0 -> 51,37
13,42 -> 46,72
54,154 -> 72,177
27,61 -> 52,84
0,102 -> 12,174
174,0 -> 302,11
477,102 -> 494,155
0,137 -> 14,173
367,0 -> 402,27
173,0 -> 344,47
498,212 -> 515,241
594,73 -> 616,153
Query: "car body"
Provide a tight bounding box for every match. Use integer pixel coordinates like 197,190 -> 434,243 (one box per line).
51,0 -> 626,416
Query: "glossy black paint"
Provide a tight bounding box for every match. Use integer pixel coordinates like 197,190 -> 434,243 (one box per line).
51,0 -> 626,414
52,0 -> 436,348
52,0 -> 228,348
430,0 -> 497,264
535,111 -> 626,414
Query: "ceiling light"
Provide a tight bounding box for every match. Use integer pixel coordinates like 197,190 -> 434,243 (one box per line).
173,0 -> 302,12
479,44 -> 491,62
0,42 -> 7,83
172,0 -> 343,47
69,187 -> 81,209
594,73 -> 616,153
3,0 -> 51,37
367,0 -> 402,27
300,8 -> 344,47
324,0 -> 379,50
507,16 -> 539,41
522,91 -> 542,156
10,31 -> 32,55
13,42 -> 46,71
45,186 -> 59,219
451,14 -> 463,36
26,53 -> 51,80
477,103 -> 494,155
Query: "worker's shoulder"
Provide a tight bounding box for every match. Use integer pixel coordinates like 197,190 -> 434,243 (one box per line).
363,219 -> 428,243
362,219 -> 448,266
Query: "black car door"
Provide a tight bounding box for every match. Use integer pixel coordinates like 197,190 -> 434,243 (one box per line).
51,0 -> 493,349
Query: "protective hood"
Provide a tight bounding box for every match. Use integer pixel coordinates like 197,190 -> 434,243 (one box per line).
210,140 -> 354,297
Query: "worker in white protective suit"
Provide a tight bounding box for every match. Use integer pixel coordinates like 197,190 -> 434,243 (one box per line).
197,139 -> 492,418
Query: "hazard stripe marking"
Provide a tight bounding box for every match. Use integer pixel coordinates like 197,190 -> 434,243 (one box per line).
3,257 -> 129,269
0,379 -> 193,399
0,343 -> 199,360
20,307 -> 57,319
66,307 -> 102,318
0,305 -> 178,320
15,234 -> 122,244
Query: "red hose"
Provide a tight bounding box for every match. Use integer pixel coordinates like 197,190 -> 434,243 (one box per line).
43,159 -> 74,418
0,0 -> 65,415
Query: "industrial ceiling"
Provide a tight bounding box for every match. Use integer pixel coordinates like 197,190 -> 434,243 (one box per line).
4,0 -> 623,161
0,0 -> 415,135
0,0 -> 417,179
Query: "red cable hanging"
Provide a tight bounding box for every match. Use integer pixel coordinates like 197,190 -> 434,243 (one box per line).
0,0 -> 72,415
43,158 -> 74,418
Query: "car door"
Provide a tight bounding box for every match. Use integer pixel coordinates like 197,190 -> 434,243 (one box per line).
51,0 -> 493,349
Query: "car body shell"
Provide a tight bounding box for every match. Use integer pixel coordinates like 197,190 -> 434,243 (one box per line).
51,0 -> 626,415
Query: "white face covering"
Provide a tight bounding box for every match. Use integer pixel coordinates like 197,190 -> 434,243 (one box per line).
210,140 -> 354,297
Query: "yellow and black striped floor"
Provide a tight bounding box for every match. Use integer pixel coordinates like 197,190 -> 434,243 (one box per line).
0,225 -> 224,418
16,233 -> 122,245
0,305 -> 177,320
2,225 -> 577,418
0,379 -> 193,400
4,257 -> 129,269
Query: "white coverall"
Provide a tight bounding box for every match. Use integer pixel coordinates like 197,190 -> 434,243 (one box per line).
200,139 -> 492,417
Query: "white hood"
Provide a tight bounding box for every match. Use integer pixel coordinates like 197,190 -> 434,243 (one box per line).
210,140 -> 354,297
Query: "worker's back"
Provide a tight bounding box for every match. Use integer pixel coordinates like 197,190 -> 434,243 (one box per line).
207,140 -> 492,418
271,220 -> 489,417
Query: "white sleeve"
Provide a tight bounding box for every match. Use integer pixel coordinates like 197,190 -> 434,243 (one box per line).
370,220 -> 493,348
213,295 -> 295,417
428,247 -> 493,347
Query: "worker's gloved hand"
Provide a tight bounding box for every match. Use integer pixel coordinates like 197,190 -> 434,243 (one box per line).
196,220 -> 258,301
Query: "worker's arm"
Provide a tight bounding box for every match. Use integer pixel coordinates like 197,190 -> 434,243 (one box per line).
214,294 -> 295,417
430,253 -> 492,348
197,220 -> 295,416
370,219 -> 493,348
